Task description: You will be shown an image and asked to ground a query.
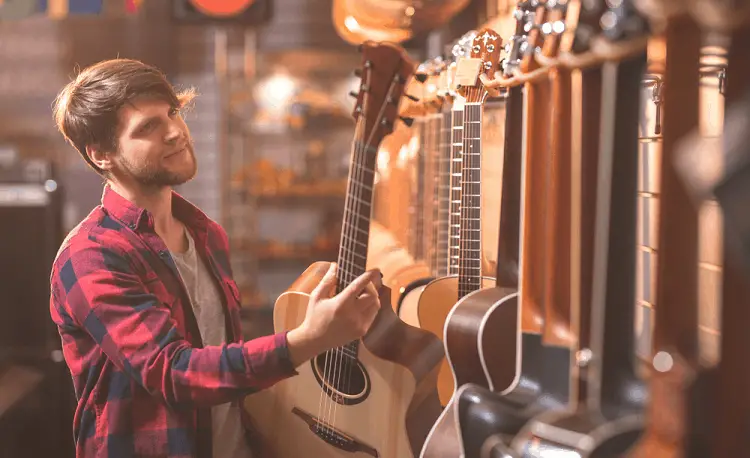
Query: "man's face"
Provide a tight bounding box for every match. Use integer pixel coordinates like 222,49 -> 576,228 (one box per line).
109,97 -> 197,189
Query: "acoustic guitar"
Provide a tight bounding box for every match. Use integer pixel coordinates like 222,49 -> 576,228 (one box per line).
508,2 -> 651,455
398,31 -> 477,328
674,7 -> 750,456
242,41 -> 444,458
457,2 -> 605,455
414,30 -> 502,408
366,76 -> 432,312
626,4 -> 714,457
418,28 -> 509,458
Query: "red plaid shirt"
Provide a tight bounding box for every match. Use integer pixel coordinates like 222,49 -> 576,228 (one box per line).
49,186 -> 298,458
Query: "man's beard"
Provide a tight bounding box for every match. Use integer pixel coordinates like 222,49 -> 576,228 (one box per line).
119,145 -> 198,189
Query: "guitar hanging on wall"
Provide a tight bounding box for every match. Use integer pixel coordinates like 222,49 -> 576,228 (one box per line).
242,41 -> 445,458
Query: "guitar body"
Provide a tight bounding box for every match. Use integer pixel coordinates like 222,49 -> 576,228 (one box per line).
625,353 -> 715,458
512,405 -> 644,458
458,335 -> 571,458
243,262 -> 444,458
420,288 -> 518,458
398,284 -> 427,328
415,276 -> 495,405
367,221 -> 431,311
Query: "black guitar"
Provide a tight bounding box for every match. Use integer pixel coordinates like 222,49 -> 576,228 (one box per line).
508,2 -> 651,457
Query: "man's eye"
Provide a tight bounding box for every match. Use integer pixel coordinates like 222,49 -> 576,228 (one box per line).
169,108 -> 180,116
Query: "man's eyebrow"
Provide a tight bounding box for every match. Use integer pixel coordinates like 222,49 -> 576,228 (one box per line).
129,114 -> 160,133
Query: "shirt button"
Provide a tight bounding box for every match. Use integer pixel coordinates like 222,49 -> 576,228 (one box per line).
128,223 -> 136,230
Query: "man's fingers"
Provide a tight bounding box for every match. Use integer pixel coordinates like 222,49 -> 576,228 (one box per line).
357,282 -> 378,300
339,269 -> 381,301
310,263 -> 337,301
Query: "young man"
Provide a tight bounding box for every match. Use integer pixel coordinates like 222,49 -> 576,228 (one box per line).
49,58 -> 382,458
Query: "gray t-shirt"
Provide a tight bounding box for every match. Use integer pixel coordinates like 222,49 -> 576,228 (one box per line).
170,230 -> 252,458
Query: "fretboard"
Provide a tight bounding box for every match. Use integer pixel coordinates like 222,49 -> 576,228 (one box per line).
410,120 -> 426,261
336,140 -> 378,358
448,104 -> 464,276
433,110 -> 453,277
458,103 -> 483,299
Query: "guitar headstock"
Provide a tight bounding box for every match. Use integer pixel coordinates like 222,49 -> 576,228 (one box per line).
539,0 -> 569,59
558,0 -> 608,56
597,0 -> 650,43
352,42 -> 416,147
446,30 -> 478,95
502,1 -> 538,77
456,28 -> 503,104
423,58 -> 446,111
519,1 -> 549,73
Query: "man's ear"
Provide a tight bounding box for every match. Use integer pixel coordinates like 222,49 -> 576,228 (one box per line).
85,144 -> 113,172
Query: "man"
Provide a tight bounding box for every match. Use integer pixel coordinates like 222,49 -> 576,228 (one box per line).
49,58 -> 382,458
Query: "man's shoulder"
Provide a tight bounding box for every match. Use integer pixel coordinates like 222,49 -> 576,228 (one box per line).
54,205 -> 133,268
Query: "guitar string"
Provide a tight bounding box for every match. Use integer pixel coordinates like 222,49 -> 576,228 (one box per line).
462,89 -> 481,298
328,119 -> 364,432
333,73 -> 399,434
318,96 -> 367,435
328,62 -> 377,430
324,98 -> 368,433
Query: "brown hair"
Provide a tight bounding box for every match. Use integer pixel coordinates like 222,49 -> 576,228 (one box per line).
53,58 -> 196,175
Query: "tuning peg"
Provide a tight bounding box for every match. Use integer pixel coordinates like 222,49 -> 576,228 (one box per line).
349,91 -> 358,98
399,116 -> 415,127
414,73 -> 428,83
405,94 -> 419,102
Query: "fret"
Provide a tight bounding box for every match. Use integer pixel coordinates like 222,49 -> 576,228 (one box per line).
448,104 -> 465,277
339,246 -> 367,260
346,194 -> 372,208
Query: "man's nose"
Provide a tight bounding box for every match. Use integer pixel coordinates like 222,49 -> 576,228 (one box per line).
164,121 -> 183,144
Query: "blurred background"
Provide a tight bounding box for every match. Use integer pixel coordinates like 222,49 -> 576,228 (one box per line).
0,1 -> 728,457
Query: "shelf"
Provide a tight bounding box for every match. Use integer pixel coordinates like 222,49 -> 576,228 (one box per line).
255,191 -> 345,207
231,239 -> 338,262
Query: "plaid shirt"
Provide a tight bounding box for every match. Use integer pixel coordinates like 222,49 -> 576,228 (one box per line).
49,186 -> 298,458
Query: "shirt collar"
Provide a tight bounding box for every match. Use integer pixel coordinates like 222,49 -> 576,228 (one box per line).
101,185 -> 210,233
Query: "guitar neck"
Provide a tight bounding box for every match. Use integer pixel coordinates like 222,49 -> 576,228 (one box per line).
494,85 -> 523,289
542,65 -> 574,348
410,120 -> 427,261
424,112 -> 441,272
518,79 -> 551,334
336,139 -> 378,357
434,108 -> 454,278
569,64 -> 603,405
587,52 -> 646,412
458,102 -> 484,299
448,101 -> 465,277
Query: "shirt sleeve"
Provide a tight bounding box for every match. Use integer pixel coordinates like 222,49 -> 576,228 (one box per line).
53,242 -> 298,409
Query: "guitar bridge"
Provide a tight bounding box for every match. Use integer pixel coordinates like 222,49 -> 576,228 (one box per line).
291,407 -> 379,456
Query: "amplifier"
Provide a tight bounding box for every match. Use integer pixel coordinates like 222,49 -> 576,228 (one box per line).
0,159 -> 64,356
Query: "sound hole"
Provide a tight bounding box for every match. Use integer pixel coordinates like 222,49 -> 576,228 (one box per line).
311,351 -> 371,406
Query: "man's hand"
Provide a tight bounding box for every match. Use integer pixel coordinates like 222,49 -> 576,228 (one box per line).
287,263 -> 382,367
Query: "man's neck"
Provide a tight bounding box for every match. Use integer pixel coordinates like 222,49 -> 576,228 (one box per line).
108,180 -> 180,237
